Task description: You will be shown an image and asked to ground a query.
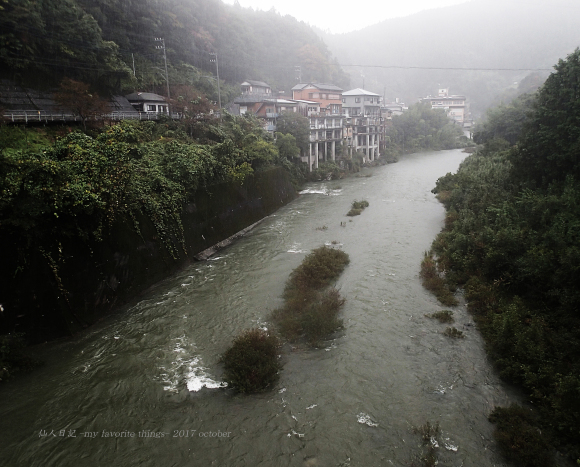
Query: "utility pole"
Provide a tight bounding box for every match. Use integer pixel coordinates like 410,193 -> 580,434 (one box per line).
295,65 -> 302,82
209,52 -> 222,121
154,38 -> 171,116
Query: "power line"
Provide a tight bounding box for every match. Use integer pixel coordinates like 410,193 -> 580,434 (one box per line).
340,64 -> 553,72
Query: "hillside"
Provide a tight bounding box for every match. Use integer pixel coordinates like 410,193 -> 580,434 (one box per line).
0,0 -> 350,97
322,0 -> 580,116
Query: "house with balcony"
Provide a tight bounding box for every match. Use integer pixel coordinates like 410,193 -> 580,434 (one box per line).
422,88 -> 468,126
342,88 -> 383,162
291,83 -> 344,170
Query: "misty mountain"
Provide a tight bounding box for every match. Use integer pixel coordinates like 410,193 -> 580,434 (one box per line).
321,0 -> 580,116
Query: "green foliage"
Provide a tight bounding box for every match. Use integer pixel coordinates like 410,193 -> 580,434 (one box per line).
273,246 -> 349,345
386,102 -> 465,153
275,113 -> 310,155
0,117 -> 282,338
1,0 -> 350,93
425,310 -> 454,323
443,327 -> 464,338
489,405 -> 552,467
346,208 -> 362,217
273,287 -> 345,346
222,329 -> 281,393
419,252 -> 458,306
511,48 -> 580,187
351,200 -> 369,210
346,199 -> 369,217
285,246 -> 350,293
0,0 -> 130,91
0,333 -> 41,382
309,161 -> 345,181
275,133 -> 300,161
0,127 -> 52,152
473,93 -> 536,146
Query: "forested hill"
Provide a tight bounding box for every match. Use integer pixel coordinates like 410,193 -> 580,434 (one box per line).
0,0 -> 349,96
322,0 -> 580,117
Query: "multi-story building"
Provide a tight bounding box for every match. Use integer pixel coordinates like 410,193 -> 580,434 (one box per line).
342,88 -> 382,162
292,83 -> 344,171
422,88 -> 468,126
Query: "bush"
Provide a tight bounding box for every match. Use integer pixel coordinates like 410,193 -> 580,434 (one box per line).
351,200 -> 369,210
419,252 -> 458,306
286,246 -> 350,292
443,327 -> 464,338
489,405 -> 552,467
346,208 -> 362,216
273,288 -> 345,345
222,329 -> 281,393
425,310 -> 454,323
273,246 -> 350,346
346,200 -> 369,217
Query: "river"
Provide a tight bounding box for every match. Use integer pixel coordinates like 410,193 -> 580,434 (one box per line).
0,149 -> 516,466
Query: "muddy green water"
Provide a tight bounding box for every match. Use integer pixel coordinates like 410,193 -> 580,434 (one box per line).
0,149 -> 516,466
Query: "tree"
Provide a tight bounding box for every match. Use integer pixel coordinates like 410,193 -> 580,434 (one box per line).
473,93 -> 536,146
170,84 -> 216,137
275,112 -> 310,156
275,133 -> 300,161
54,78 -> 110,130
511,48 -> 580,187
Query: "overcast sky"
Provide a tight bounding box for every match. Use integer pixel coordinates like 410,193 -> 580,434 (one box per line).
222,0 -> 471,34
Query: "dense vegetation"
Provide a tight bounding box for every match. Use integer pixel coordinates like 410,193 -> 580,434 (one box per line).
0,114 -> 294,350
0,0 -> 349,96
427,49 -> 580,463
385,102 -> 469,156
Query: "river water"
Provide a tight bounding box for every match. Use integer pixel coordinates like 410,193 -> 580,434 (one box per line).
0,149 -> 516,466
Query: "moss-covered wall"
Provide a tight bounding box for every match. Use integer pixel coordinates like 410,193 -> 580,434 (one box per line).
1,167 -> 296,342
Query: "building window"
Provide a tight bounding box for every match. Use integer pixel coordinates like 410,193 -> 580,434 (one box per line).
147,105 -> 157,111
355,98 -> 361,103
329,94 -> 340,100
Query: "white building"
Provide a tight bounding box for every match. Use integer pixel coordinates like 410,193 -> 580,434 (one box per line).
342,88 -> 382,162
422,88 -> 468,126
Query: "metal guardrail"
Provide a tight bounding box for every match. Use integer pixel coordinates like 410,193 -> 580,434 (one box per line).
2,111 -> 173,123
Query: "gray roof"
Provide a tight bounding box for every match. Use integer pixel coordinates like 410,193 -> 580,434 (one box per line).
291,83 -> 343,92
241,80 -> 270,88
111,96 -> 139,112
233,94 -> 271,104
343,88 -> 380,96
125,92 -> 167,102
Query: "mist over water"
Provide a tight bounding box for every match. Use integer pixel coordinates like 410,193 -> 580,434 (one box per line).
0,149 -> 516,466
